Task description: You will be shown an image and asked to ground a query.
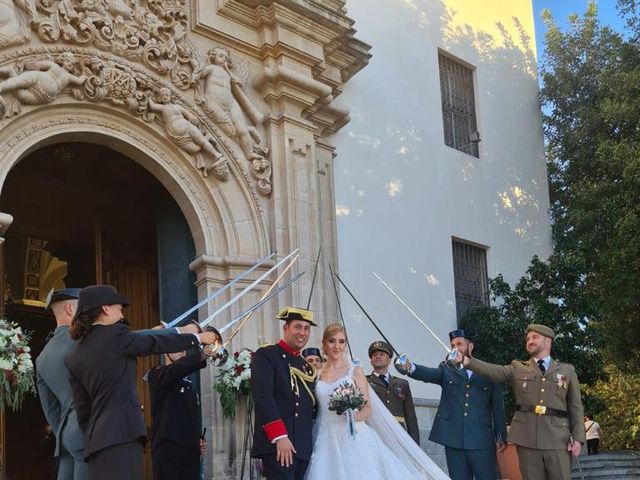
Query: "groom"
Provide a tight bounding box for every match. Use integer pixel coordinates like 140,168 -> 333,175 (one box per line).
251,307 -> 318,480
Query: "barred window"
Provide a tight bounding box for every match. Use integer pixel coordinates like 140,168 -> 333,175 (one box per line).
452,239 -> 489,321
438,53 -> 479,157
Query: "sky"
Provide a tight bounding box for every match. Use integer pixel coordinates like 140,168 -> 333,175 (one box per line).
532,1 -> 626,61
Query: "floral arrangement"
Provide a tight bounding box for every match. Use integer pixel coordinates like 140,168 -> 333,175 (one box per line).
328,380 -> 367,415
0,319 -> 36,411
214,349 -> 253,419
328,380 -> 366,438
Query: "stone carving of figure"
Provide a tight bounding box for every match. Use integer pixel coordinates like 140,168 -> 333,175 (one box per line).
195,47 -> 272,194
195,47 -> 267,161
0,0 -> 37,47
148,87 -> 229,180
0,52 -> 86,116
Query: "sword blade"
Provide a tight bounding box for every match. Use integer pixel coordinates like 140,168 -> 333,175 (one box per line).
165,250 -> 277,328
199,249 -> 299,329
224,252 -> 301,347
218,272 -> 304,335
373,271 -> 451,354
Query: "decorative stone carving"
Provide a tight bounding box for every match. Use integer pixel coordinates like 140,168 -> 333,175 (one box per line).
194,47 -> 271,195
28,0 -> 198,90
0,0 -> 35,47
0,51 -> 85,116
148,87 -> 228,179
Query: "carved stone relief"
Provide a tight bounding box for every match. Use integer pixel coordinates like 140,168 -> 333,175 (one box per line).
194,47 -> 271,195
0,0 -> 274,194
0,47 -> 230,179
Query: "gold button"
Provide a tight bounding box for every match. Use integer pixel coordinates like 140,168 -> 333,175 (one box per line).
541,389 -> 545,392
282,354 -> 286,358
387,400 -> 390,403
542,378 -> 546,382
539,400 -> 544,404
295,413 -> 298,417
466,384 -> 470,388
295,402 -> 299,406
465,394 -> 469,397
464,412 -> 468,416
465,403 -> 469,407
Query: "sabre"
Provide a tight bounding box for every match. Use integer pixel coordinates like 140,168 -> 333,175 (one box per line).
198,249 -> 299,329
305,248 -> 322,310
225,252 -> 301,347
373,271 -> 463,371
165,250 -> 277,328
373,271 -> 450,354
219,272 -> 304,340
328,264 -> 354,362
334,271 -> 400,356
570,435 -> 585,480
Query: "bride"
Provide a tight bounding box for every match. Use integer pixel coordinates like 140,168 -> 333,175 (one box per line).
305,323 -> 450,480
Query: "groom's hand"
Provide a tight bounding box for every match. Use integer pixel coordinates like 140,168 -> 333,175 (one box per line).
276,437 -> 297,467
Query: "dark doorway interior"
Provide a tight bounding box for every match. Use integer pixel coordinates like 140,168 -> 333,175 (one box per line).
1,142 -> 196,479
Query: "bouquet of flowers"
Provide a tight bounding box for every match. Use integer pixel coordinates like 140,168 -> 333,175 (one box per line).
0,319 -> 36,411
214,349 -> 253,419
328,381 -> 367,437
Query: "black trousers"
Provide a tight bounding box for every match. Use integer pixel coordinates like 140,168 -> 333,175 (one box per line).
260,454 -> 308,480
587,438 -> 600,455
152,440 -> 200,480
88,440 -> 143,480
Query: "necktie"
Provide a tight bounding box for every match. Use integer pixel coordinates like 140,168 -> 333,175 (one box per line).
537,359 -> 546,374
379,374 -> 389,388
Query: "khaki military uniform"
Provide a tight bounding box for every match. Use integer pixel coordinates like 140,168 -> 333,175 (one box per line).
367,373 -> 420,444
467,357 -> 585,480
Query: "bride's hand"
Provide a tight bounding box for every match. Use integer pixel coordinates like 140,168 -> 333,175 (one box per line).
354,410 -> 365,422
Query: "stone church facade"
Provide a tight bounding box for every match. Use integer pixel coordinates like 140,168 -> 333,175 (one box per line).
0,1 -> 370,478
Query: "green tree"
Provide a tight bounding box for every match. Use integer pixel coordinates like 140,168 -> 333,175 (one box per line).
541,2 -> 640,372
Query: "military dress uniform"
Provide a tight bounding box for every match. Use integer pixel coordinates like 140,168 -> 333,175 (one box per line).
367,373 -> 420,444
467,355 -> 585,480
36,288 -> 87,480
148,351 -> 207,480
409,361 -> 506,480
251,339 -> 317,480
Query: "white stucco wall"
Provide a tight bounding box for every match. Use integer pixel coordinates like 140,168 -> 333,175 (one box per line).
333,0 -> 552,400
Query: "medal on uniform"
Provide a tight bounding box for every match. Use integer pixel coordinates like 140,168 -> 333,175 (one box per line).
556,374 -> 567,388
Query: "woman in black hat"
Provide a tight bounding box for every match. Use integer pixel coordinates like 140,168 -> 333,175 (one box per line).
65,285 -> 218,480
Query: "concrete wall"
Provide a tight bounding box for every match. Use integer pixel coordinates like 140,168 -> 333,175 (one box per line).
333,0 -> 552,400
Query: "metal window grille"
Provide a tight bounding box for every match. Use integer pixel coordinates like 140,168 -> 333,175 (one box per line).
452,239 -> 489,321
439,54 -> 479,157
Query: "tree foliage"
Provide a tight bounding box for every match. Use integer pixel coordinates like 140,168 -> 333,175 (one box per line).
541,1 -> 640,372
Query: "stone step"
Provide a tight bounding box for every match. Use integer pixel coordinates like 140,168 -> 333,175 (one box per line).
570,451 -> 640,479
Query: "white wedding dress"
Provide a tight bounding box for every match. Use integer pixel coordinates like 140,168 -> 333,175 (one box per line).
305,364 -> 450,480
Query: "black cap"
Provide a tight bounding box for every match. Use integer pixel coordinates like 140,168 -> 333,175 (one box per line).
368,340 -> 393,358
302,347 -> 322,359
45,288 -> 81,309
76,285 -> 129,316
448,329 -> 476,341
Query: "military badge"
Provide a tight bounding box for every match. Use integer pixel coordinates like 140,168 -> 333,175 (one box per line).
555,374 -> 567,388
394,387 -> 405,400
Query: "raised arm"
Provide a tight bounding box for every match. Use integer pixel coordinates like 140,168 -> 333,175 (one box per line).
465,357 -> 515,384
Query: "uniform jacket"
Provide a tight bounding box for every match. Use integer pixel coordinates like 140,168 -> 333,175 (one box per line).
251,341 -> 317,461
467,357 -> 586,450
65,322 -> 199,457
36,325 -> 85,457
148,352 -> 207,452
409,362 -> 506,450
367,373 -> 420,444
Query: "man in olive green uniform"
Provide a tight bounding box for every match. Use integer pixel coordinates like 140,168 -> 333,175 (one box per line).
453,324 -> 585,480
366,341 -> 420,444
